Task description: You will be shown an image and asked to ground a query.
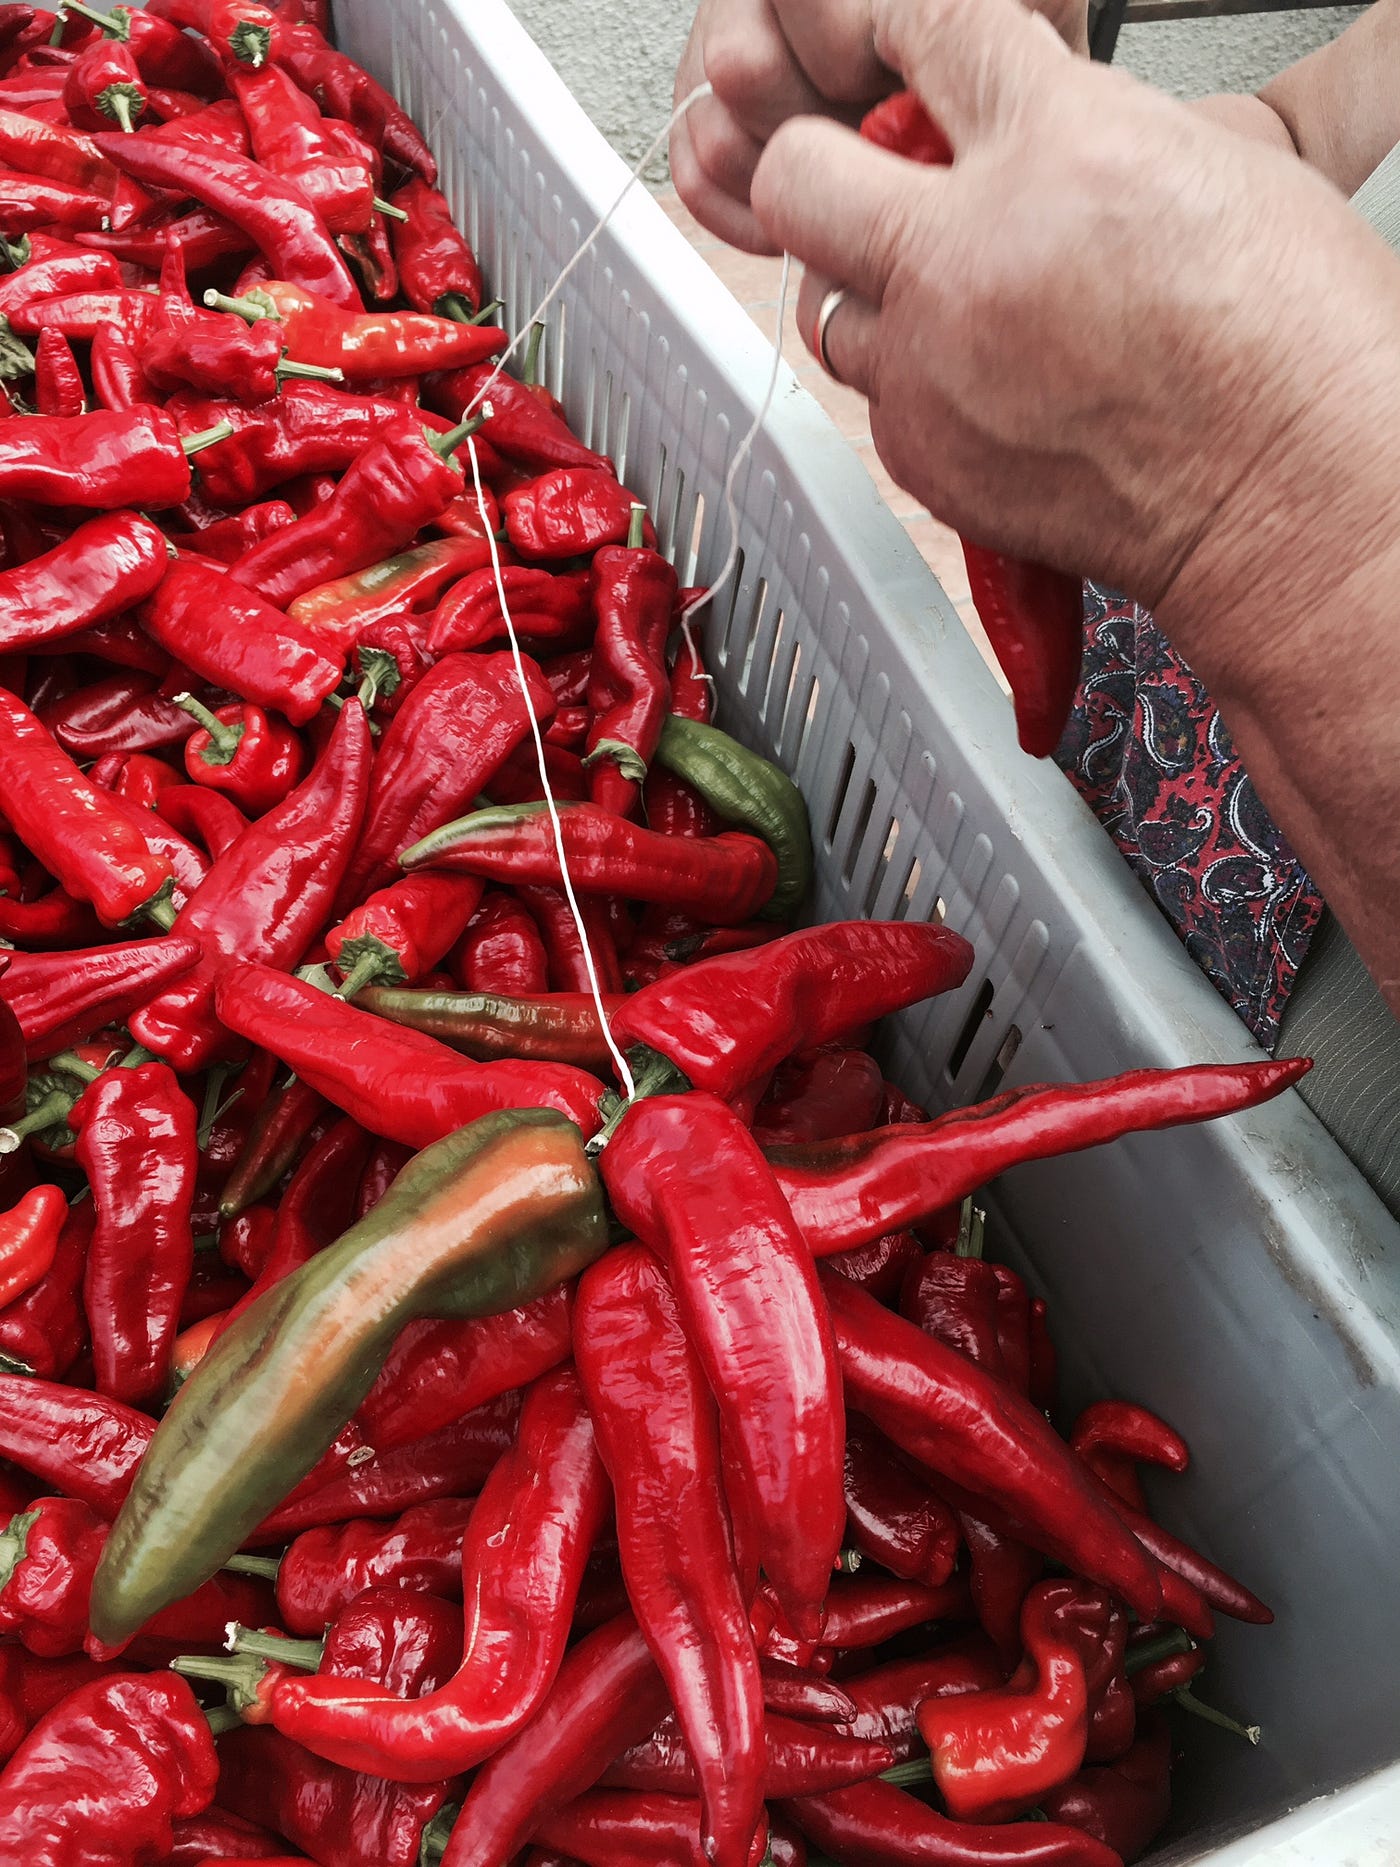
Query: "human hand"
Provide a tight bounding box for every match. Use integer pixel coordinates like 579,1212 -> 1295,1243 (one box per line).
752,0 -> 1400,642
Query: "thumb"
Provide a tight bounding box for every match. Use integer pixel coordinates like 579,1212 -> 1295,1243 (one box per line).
870,0 -> 1071,151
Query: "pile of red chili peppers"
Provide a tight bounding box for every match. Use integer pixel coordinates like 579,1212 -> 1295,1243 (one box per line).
0,3 -> 1305,1862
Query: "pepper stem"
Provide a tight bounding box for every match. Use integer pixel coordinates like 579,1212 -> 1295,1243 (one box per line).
58,0 -> 129,34
45,1051 -> 103,1085
467,297 -> 504,326
196,1063 -> 238,1150
522,319 -> 545,387
333,950 -> 387,1001
373,193 -> 409,222
203,1702 -> 243,1737
172,692 -> 243,763
119,1044 -> 156,1068
203,289 -> 276,325
585,1044 -> 691,1156
0,1088 -> 77,1154
881,1756 -> 934,1788
418,1807 -> 459,1867
1125,1628 -> 1195,1675
276,356 -> 345,384
99,83 -> 144,132
435,291 -> 486,324
0,1351 -> 34,1376
181,419 -> 235,457
354,646 -> 402,711
1173,1684 -> 1261,1744
222,1552 -> 282,1581
0,234 -> 30,273
425,409 -> 489,459
144,892 -> 179,933
171,1652 -> 268,1694
227,18 -> 271,65
954,1197 -> 986,1260
0,1509 -> 38,1593
228,1624 -> 324,1670
627,502 -> 646,550
833,1548 -> 863,1574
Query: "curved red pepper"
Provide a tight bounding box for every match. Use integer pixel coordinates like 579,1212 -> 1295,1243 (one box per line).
0,935 -> 200,1058
223,60 -> 376,233
389,175 -> 482,318
272,1498 -> 477,1638
0,405 -> 193,507
32,327 -> 83,416
781,1778 -> 1124,1867
843,1415 -> 961,1586
0,1183 -> 64,1310
61,33 -> 147,131
224,277 -> 508,380
428,564 -> 592,656
1070,1400 -> 1191,1514
326,871 -> 484,998
584,520 -> 677,816
454,888 -> 549,995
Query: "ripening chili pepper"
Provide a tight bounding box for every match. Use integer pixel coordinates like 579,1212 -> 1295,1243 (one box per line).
219,1725 -> 459,1867
428,564 -> 592,655
582,504 -> 676,815
859,91 -> 1083,760
531,1791 -> 769,1867
0,1670 -> 219,1867
771,1058 -> 1313,1256
0,1200 -> 89,1379
327,872 -> 485,999
232,413 -> 478,609
603,1095 -> 844,1635
389,175 -> 481,318
157,782 -> 249,862
0,935 -> 200,1058
0,403 -> 212,508
272,1366 -> 609,1778
93,129 -> 360,306
819,1269 -> 1163,1620
404,800 -> 780,926
780,1779 -> 1123,1867
0,167 -> 109,229
90,1106 -> 607,1647
62,33 -> 148,131
211,277 -> 507,380
144,557 -> 345,727
430,362 -> 612,476
336,649 -> 556,909
288,533 -> 494,648
0,687 -> 176,928
843,1415 -> 961,1586
356,1284 -> 572,1455
269,1498 -> 476,1637
32,327 -> 82,414
614,921 -> 974,1104
455,888 -> 549,995
502,466 -> 654,560
0,1184 -> 64,1309
653,714 -> 813,918
254,1392 -> 518,1541
0,107 -> 114,191
128,701 -> 371,1071
218,1072 -> 324,1217
0,1374 -> 152,1516
357,983 -> 626,1071
602,1711 -> 894,1800
215,963 -> 608,1144
173,695 -> 306,816
755,1049 -> 887,1148
575,1244 -> 765,1867
1070,1401 -> 1191,1514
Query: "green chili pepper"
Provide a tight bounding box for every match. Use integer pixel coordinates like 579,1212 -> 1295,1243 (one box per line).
89,1108 -> 608,1647
357,984 -> 626,1072
653,714 -> 812,919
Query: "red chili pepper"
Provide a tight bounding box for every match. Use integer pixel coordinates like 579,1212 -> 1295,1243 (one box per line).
268,1498 -> 476,1637
1070,1401 -> 1191,1514
212,277 -> 507,380
167,384 -> 406,504
577,511 -> 672,815
454,888 -> 548,995
31,327 -> 81,415
389,175 -> 482,318
859,91 -> 1083,759
603,1711 -> 893,1799
0,1374 -> 151,1515
128,701 -> 372,1071
288,533 -> 493,649
327,872 -> 484,998
575,1244 -> 765,1867
0,108 -> 114,192
959,1509 -> 1045,1671
604,1094 -> 844,1634
87,315 -> 156,410
0,1648 -> 114,1762
214,962 -> 607,1143
502,467 -> 654,560
88,752 -> 183,810
0,687 -> 176,927
60,0 -> 221,92
772,1058 -> 1313,1255
93,128 -> 360,306
0,1196 -> 88,1379
0,1670 -> 219,1867
1098,1488 -> 1269,1625
534,1790 -> 770,1867
41,669 -> 200,760
1040,1709 -> 1172,1862
0,167 -> 109,229
430,362 -> 612,476
781,1778 -> 1123,1867
219,59 -> 376,233
12,289 -> 162,343
843,1415 -> 961,1586
615,921 -> 974,1103
754,1049 -> 887,1148
217,1072 -> 323,1218
232,413 -> 474,609
272,1367 -> 608,1778
157,783 -> 250,863
820,1269 -> 1163,1621
0,936 -> 199,1058
427,563 -> 589,655
78,204 -> 251,273
62,33 -> 148,131
0,1183 -> 63,1309
176,497 -> 296,565
0,404 -> 205,508
336,649 -> 556,909
405,800 -> 779,926
174,695 -> 306,816
146,300 -> 343,405
835,1635 -> 1006,1763
164,1809 -> 288,1863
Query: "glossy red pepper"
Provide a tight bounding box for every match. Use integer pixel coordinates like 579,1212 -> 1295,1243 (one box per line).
575,1244 -> 764,1867
175,695 -> 306,817
61,32 -> 147,131
1070,1401 -> 1191,1514
0,110 -> 115,193
0,1199 -> 89,1379
781,1778 -> 1124,1867
0,1183 -> 63,1309
177,497 -> 296,565
843,1415 -> 961,1585
157,783 -> 250,863
615,921 -> 974,1103
0,167 -> 109,230
533,1790 -> 769,1867
268,1498 -> 477,1637
146,297 -> 342,404
1,936 -> 199,1059
88,751 -> 184,811
0,1649 -> 113,1762
129,701 -> 371,1071
428,564 -> 592,655
213,277 -> 507,380
753,1049 -> 887,1147
0,1670 -> 219,1867
430,362 -> 612,476
167,382 -> 420,505
163,1809 -> 288,1862
835,1635 -> 1006,1763
602,1710 -> 892,1799
60,0 -> 222,92
32,327 -> 83,415
217,1072 -> 324,1218
78,202 -> 251,273
327,872 -> 484,998
1041,1710 -> 1172,1863
503,466 -> 654,560
771,1059 -> 1314,1255
583,508 -> 676,815
455,888 -> 549,995
220,59 -> 376,234
0,403 -> 201,507
214,962 -> 607,1144
389,175 -> 482,318
41,670 -> 199,761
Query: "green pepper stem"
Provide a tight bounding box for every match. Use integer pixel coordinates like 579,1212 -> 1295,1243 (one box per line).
1173,1684 -> 1261,1744
522,319 -> 545,387
172,1652 -> 266,1692
172,692 -> 242,761
0,1351 -> 35,1376
45,1051 -> 103,1085
204,1702 -> 244,1737
228,18 -> 271,65
585,1045 -> 691,1156
229,1624 -> 325,1671
100,84 -> 142,133
1125,1628 -> 1195,1675
466,297 -> 503,326
0,1088 -> 76,1154
436,292 -> 473,324
418,1807 -> 458,1867
425,409 -> 489,459
196,1063 -> 238,1150
59,0 -> 129,36
276,356 -> 344,384
119,1044 -> 156,1068
834,1548 -> 863,1574
203,289 -> 274,325
373,194 -> 408,222
222,1552 -> 282,1581
954,1197 -> 986,1259
144,892 -> 179,933
181,419 -> 235,457
333,950 -> 387,1001
626,502 -> 647,550
0,234 -> 30,273
881,1756 -> 934,1788
0,1509 -> 36,1593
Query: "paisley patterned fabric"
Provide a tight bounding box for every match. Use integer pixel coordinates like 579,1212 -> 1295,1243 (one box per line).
1055,583 -> 1324,1047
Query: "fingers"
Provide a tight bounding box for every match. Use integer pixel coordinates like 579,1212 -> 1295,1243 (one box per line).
795,268 -> 881,395
670,113 -> 781,254
752,116 -> 947,304
869,0 -> 1069,149
771,0 -> 893,105
701,0 -> 831,141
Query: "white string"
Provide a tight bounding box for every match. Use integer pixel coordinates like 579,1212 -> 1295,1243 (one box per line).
464,434 -> 638,1101
463,82 -> 716,421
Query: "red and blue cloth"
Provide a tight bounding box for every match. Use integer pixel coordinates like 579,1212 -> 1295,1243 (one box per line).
1055,583 -> 1323,1047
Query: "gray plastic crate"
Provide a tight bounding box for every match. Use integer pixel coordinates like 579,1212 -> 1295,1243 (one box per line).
331,1 -> 1400,1855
